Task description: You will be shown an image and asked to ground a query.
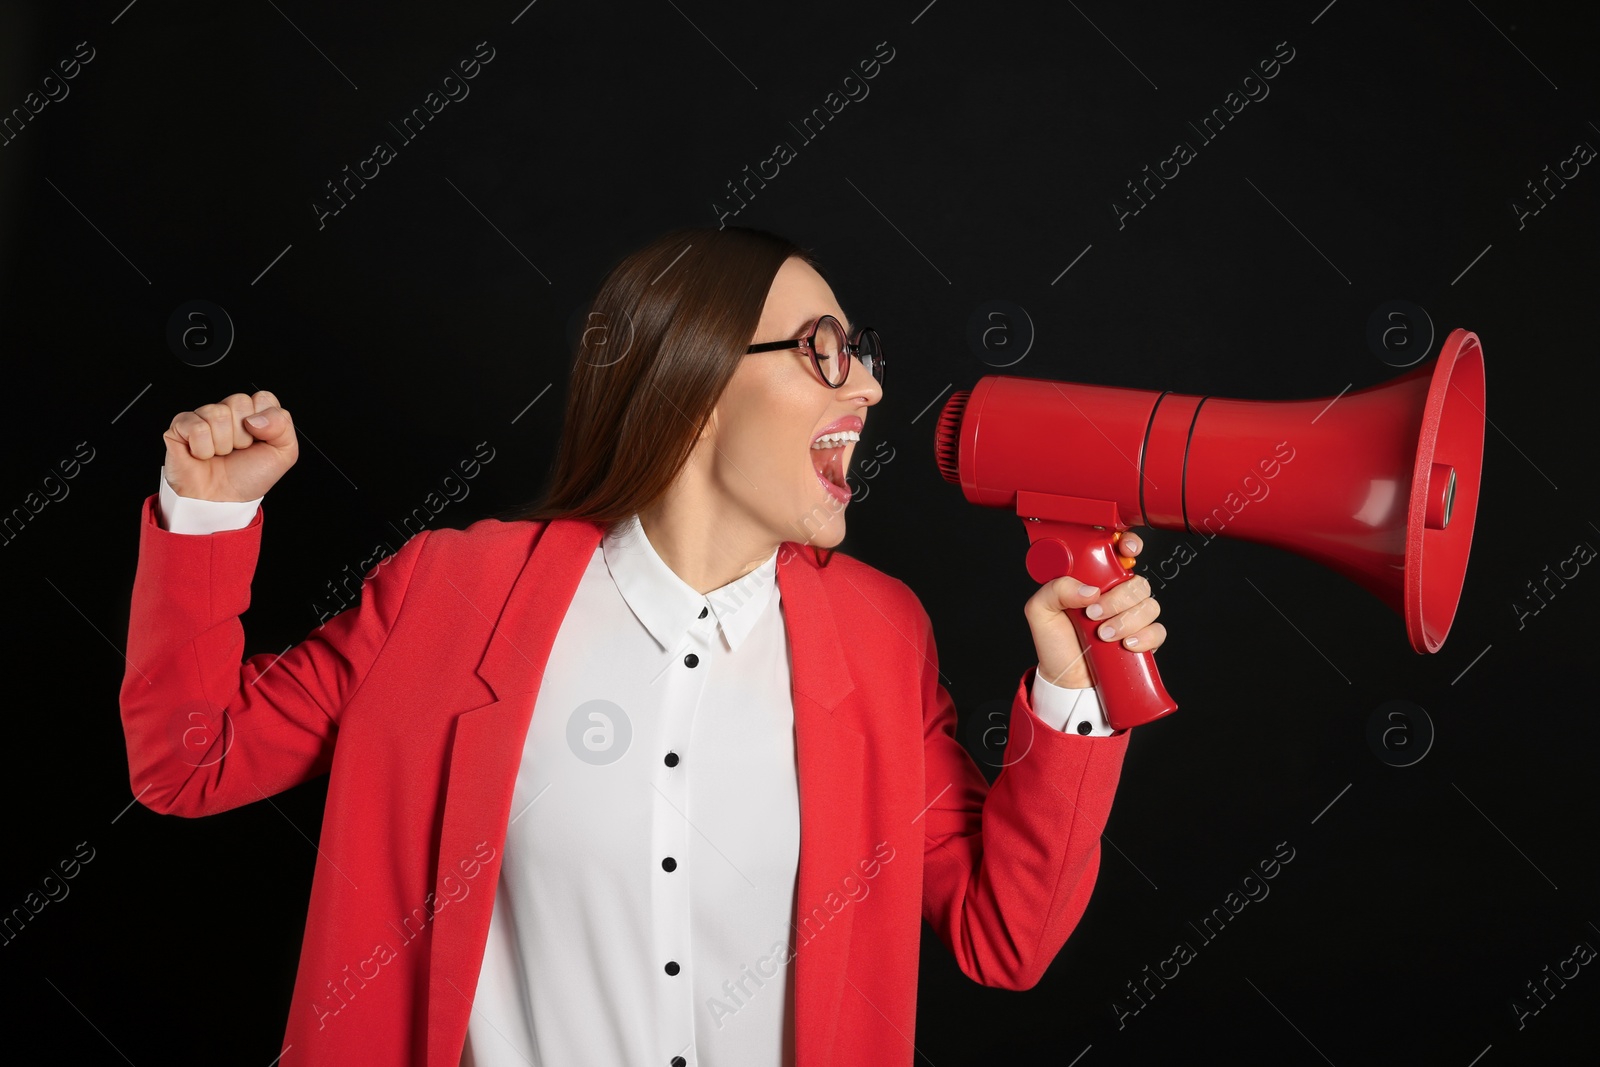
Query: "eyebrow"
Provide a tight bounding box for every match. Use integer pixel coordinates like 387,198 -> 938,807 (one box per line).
799,311 -> 855,335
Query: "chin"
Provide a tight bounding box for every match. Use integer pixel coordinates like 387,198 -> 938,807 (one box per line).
781,494 -> 849,550
811,520 -> 846,549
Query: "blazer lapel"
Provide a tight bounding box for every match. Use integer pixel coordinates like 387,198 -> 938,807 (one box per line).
424,522 -> 866,1067
426,517 -> 603,1066
776,549 -> 865,1066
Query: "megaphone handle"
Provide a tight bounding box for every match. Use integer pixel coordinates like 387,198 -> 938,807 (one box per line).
1065,599 -> 1179,731
1023,525 -> 1180,731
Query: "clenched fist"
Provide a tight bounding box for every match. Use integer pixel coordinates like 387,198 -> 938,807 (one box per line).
162,390 -> 298,502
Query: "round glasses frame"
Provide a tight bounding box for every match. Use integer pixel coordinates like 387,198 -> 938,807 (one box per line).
745,315 -> 886,388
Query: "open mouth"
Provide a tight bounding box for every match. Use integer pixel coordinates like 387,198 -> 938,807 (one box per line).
810,429 -> 859,502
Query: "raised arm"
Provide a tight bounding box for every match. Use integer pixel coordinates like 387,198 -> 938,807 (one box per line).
120,390 -> 427,817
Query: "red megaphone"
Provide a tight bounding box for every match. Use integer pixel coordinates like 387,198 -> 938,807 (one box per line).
935,328 -> 1487,731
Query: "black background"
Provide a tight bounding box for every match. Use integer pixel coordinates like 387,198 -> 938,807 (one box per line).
1,1 -> 1595,1063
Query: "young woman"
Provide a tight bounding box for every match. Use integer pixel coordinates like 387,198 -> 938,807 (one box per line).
122,226 -> 1164,1066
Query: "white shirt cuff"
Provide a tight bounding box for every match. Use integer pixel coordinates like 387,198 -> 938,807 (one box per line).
156,466 -> 263,534
1032,667 -> 1115,736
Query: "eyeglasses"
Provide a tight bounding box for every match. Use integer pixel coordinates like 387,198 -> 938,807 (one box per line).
745,315 -> 885,389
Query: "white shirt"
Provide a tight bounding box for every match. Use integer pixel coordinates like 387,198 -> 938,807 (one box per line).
154,470 -> 1114,1066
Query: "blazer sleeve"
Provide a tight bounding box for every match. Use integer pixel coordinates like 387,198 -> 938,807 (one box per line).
119,492 -> 429,818
916,600 -> 1130,990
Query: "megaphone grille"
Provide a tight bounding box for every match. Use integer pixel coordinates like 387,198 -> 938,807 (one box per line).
935,389 -> 970,484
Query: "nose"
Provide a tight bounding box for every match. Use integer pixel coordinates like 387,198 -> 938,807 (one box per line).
842,354 -> 883,405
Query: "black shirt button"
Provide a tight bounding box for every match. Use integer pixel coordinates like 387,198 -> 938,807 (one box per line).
1076,720 -> 1093,735
672,1058 -> 687,1067
699,606 -> 708,618
665,960 -> 680,976
684,653 -> 699,668
664,751 -> 679,767
662,856 -> 677,872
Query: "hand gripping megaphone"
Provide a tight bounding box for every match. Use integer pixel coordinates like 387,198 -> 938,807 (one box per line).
935,327 -> 1487,732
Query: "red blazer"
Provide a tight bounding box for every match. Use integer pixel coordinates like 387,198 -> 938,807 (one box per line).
120,493 -> 1129,1066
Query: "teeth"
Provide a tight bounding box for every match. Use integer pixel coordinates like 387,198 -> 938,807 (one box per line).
810,430 -> 861,449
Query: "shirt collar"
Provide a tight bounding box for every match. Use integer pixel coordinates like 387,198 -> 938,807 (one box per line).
601,512 -> 780,653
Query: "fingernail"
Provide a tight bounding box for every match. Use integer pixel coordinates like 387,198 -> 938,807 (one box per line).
245,414 -> 268,427
1124,636 -> 1139,647
1085,604 -> 1103,619
1078,584 -> 1098,597
1099,623 -> 1115,640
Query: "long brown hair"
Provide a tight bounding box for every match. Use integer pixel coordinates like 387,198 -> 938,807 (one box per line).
496,226 -> 822,535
